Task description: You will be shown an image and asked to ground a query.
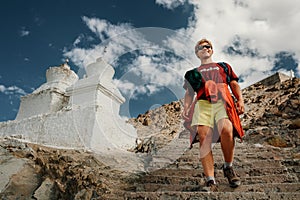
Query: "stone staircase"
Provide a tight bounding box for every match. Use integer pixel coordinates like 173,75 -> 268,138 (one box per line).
105,130 -> 300,199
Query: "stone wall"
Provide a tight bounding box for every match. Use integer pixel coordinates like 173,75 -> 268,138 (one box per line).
258,72 -> 291,86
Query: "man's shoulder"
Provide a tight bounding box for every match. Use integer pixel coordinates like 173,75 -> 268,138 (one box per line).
216,62 -> 232,67
184,67 -> 202,82
184,67 -> 198,75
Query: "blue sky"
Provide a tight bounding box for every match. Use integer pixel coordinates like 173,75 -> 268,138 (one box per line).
0,0 -> 299,122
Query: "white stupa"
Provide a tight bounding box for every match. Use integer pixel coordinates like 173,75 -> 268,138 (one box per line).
0,58 -> 137,153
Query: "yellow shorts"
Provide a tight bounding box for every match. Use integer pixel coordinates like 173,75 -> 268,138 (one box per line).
191,100 -> 228,128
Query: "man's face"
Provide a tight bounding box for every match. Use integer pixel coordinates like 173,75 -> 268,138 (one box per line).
195,42 -> 213,60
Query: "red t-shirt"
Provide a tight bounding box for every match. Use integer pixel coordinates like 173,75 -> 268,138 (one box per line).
183,62 -> 239,98
198,62 -> 238,83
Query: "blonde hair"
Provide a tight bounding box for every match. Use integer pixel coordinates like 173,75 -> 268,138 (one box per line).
195,38 -> 213,51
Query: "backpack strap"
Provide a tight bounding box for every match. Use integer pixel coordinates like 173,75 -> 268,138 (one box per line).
217,62 -> 230,84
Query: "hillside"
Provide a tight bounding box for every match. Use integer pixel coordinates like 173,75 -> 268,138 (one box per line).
0,76 -> 299,199
129,76 -> 299,153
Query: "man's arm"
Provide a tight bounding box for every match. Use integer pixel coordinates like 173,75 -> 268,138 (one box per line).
182,90 -> 195,120
229,80 -> 245,115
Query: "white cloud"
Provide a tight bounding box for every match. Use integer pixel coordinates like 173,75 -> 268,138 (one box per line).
0,85 -> 5,93
73,35 -> 82,46
64,17 -> 151,68
184,0 -> 300,84
155,0 -> 187,9
160,0 -> 300,78
113,79 -> 162,100
0,85 -> 26,95
64,0 -> 299,100
20,27 -> 30,37
64,18 -> 194,98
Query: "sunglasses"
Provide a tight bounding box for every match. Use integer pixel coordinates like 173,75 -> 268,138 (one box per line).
196,45 -> 212,51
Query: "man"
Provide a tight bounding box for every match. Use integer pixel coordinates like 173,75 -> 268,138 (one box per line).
182,38 -> 245,191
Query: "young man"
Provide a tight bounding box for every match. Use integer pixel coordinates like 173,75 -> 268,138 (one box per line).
182,39 -> 245,191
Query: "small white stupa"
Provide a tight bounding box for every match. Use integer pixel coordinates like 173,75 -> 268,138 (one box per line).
0,58 -> 137,153
16,61 -> 79,120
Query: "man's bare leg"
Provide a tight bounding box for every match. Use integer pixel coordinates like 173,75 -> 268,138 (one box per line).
217,118 -> 234,163
197,125 -> 214,177
217,118 -> 241,187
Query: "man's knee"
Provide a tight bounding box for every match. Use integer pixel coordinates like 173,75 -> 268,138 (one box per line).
197,125 -> 213,144
218,119 -> 233,137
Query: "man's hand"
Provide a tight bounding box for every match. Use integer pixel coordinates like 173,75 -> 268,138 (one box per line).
182,90 -> 195,121
229,80 -> 245,115
181,107 -> 191,121
236,99 -> 245,115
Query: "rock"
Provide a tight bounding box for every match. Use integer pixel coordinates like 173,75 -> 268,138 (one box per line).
289,118 -> 300,129
0,157 -> 27,193
142,116 -> 151,126
74,189 -> 93,200
266,136 -> 288,148
0,160 -> 41,199
33,178 -> 56,200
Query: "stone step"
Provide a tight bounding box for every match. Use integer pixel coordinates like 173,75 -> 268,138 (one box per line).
191,159 -> 281,168
121,137 -> 300,199
153,153 -> 277,163
134,182 -> 300,193
184,144 -> 270,152
186,144 -> 295,158
149,159 -> 284,170
121,191 -> 300,200
136,174 -> 298,186
146,166 -> 291,177
177,152 -> 287,162
162,150 -> 292,162
154,146 -> 293,160
154,138 -> 266,154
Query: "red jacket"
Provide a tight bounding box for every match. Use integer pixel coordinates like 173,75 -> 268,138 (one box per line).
184,80 -> 244,148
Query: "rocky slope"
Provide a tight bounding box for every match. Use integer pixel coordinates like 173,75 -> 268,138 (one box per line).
129,77 -> 300,153
242,77 -> 300,149
0,76 -> 299,199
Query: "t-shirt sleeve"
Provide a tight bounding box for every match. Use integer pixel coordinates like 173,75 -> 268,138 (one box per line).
183,71 -> 195,95
224,62 -> 239,82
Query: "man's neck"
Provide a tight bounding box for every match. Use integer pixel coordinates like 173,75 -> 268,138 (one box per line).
200,58 -> 213,65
